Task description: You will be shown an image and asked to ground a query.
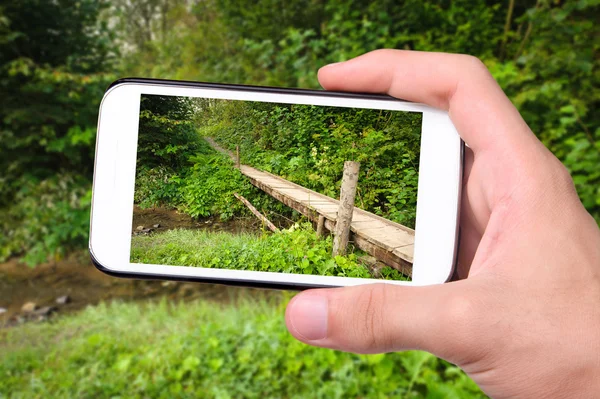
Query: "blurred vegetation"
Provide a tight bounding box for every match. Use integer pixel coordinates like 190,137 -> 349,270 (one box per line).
0,1 -> 597,397
0,0 -> 116,265
1,0 -> 598,265
0,298 -> 484,398
0,0 -> 598,265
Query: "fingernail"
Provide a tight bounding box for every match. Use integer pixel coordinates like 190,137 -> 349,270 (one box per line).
289,294 -> 328,341
321,61 -> 345,69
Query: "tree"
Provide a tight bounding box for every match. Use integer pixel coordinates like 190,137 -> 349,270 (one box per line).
137,94 -> 200,169
0,0 -> 116,263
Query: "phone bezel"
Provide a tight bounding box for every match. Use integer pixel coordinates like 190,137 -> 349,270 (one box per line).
90,78 -> 463,288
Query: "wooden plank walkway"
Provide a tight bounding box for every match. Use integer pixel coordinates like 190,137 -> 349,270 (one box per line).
204,138 -> 415,275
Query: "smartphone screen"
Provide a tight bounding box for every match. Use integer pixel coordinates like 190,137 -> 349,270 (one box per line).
130,94 -> 421,281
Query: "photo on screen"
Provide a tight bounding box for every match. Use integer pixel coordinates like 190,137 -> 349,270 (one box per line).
130,94 -> 422,281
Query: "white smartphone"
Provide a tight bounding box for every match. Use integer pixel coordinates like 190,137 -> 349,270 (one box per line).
90,79 -> 463,288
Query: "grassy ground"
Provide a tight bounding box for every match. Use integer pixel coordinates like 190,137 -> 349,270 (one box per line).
0,296 -> 485,398
131,224 -> 407,280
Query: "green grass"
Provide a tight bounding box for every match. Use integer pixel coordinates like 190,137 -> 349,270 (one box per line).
130,224 -> 407,280
0,297 -> 485,398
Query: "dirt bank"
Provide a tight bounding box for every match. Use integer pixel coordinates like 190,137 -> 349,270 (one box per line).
131,205 -> 275,235
0,256 -> 280,329
0,206 -> 288,328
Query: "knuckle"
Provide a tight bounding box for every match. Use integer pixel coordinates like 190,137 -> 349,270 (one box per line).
552,160 -> 577,194
355,285 -> 392,352
441,287 -> 507,353
460,54 -> 489,74
369,48 -> 399,60
438,291 -> 502,364
441,292 -> 482,338
529,153 -> 578,201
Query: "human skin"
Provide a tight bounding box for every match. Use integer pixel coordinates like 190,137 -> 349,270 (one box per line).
284,50 -> 600,398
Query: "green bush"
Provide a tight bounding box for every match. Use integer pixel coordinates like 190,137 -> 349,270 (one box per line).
179,153 -> 290,221
0,174 -> 91,266
137,95 -> 203,170
179,153 -> 256,220
133,166 -> 184,209
0,299 -> 485,398
131,223 -> 405,280
134,140 -> 290,222
0,1 -> 114,264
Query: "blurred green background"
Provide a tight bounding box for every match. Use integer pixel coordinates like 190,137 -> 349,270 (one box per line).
0,0 -> 598,397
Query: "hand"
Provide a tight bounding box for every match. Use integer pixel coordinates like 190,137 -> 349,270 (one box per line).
285,50 -> 600,398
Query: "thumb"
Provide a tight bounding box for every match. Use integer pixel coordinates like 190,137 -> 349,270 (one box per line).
285,282 -> 485,363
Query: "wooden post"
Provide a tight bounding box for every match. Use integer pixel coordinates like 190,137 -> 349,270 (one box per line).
333,161 -> 360,256
316,215 -> 326,237
235,145 -> 240,169
233,193 -> 279,232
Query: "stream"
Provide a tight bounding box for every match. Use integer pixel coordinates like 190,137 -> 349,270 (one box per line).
0,206 -> 282,328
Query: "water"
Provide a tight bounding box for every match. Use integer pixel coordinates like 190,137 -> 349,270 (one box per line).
0,207 -> 283,328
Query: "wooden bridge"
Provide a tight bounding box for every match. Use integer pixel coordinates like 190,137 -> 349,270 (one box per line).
205,138 -> 414,275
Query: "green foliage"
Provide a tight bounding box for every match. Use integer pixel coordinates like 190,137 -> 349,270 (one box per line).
213,0 -> 325,43
199,101 -> 421,227
0,0 -> 115,263
0,174 -> 91,266
0,299 -> 485,397
131,223 -> 405,280
133,95 -> 294,221
179,153 -> 255,220
134,136 -> 287,221
0,1 -> 114,200
134,166 -> 183,209
121,0 -> 599,224
137,95 -> 202,169
242,0 -> 506,86
2,0 -> 598,260
485,0 -> 600,220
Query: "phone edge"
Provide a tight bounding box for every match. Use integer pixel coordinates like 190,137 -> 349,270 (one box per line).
448,140 -> 465,282
107,77 -> 411,103
90,247 -> 331,291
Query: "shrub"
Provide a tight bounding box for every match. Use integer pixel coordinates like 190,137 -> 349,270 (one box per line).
179,154 -> 255,219
137,95 -> 203,170
134,166 -> 184,209
0,174 -> 91,266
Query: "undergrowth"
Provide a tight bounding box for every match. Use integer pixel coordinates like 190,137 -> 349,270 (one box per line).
0,298 -> 485,398
134,139 -> 290,222
131,223 -> 406,280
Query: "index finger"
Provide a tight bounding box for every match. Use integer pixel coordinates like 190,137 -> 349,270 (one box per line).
318,50 -> 538,154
